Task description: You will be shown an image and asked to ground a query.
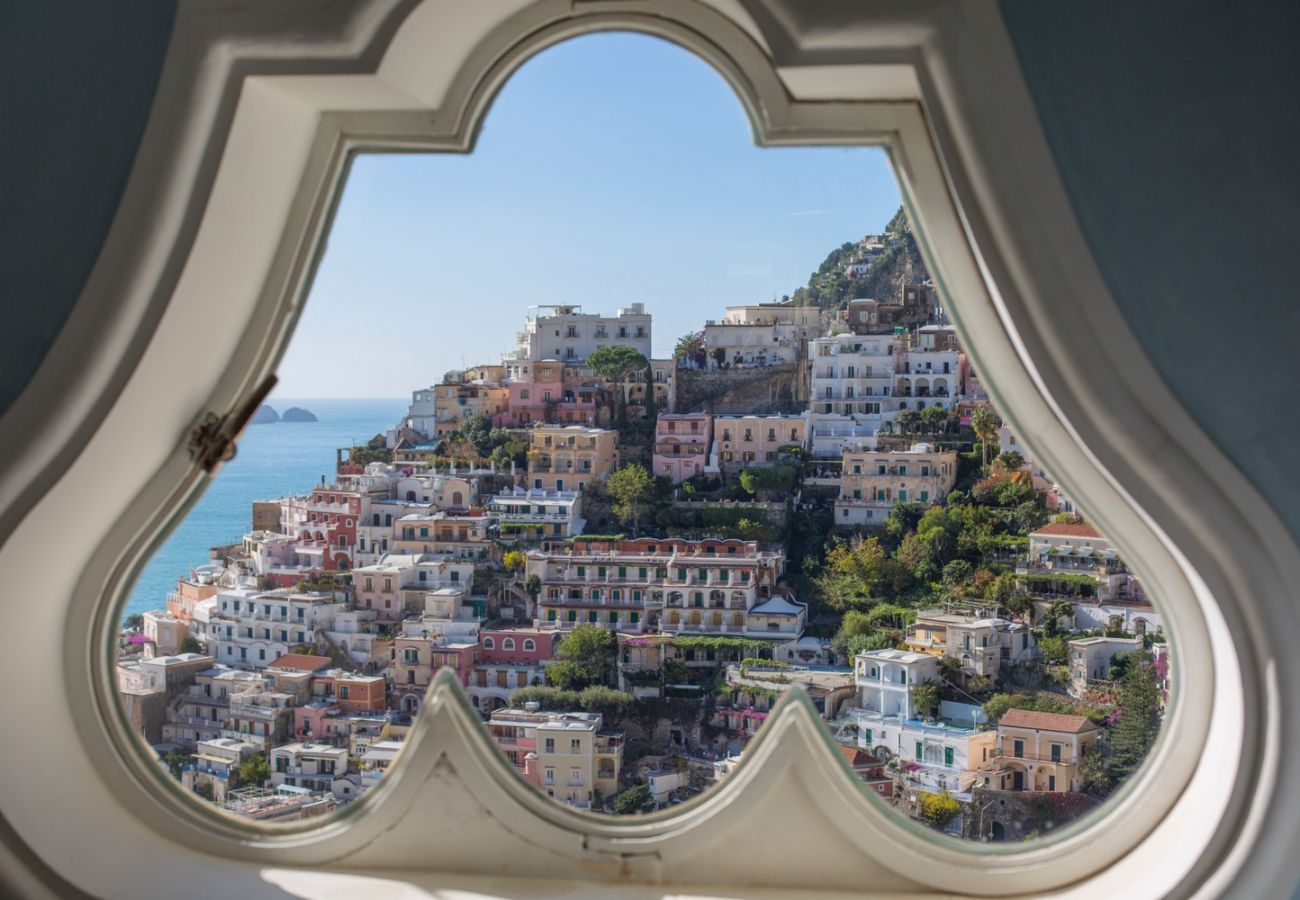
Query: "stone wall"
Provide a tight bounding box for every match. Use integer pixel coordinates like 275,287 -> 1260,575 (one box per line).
675,363 -> 806,414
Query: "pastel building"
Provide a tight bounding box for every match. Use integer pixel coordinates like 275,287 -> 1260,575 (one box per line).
834,442 -> 958,526
1022,523 -> 1160,635
430,367 -> 508,438
981,709 -> 1100,792
526,425 -> 618,492
487,708 -> 624,809
652,413 -> 713,483
905,611 -> 1037,678
469,628 -> 560,712
843,650 -> 996,792
712,414 -> 807,469
203,588 -> 340,669
497,360 -> 565,426
528,537 -> 786,635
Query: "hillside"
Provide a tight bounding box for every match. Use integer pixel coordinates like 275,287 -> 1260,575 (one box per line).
787,206 -> 930,310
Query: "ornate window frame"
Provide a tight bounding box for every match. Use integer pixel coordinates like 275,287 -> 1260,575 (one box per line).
0,1 -> 1296,897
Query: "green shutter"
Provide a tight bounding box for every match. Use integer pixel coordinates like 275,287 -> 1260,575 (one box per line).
915,741 -> 923,760
944,747 -> 954,768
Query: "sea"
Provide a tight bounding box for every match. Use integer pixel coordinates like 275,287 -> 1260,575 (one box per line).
123,397 -> 407,621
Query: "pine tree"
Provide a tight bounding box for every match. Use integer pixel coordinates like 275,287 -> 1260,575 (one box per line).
1107,659 -> 1162,782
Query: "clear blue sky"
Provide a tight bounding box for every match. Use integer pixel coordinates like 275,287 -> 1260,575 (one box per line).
274,31 -> 901,400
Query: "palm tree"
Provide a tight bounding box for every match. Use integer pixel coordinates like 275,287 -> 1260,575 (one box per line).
970,406 -> 998,469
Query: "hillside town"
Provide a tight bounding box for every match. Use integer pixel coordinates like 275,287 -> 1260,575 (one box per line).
118,221 -> 1168,839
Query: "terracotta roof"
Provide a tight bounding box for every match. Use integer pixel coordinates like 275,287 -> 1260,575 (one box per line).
266,653 -> 333,673
998,708 -> 1096,734
838,745 -> 879,767
1033,523 -> 1102,538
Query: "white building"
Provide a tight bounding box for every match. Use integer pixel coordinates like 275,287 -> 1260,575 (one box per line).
808,332 -> 899,456
486,487 -> 585,540
202,588 -> 340,669
1022,523 -> 1160,635
701,303 -> 820,369
270,743 -> 349,793
808,329 -> 966,458
398,386 -> 439,438
1068,636 -> 1144,697
905,611 -> 1037,678
839,707 -> 995,793
508,303 -> 651,364
853,649 -> 940,719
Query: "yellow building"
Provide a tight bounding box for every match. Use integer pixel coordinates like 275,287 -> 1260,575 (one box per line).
526,425 -> 618,492
981,709 -> 1100,792
432,366 -> 508,438
835,441 -> 957,526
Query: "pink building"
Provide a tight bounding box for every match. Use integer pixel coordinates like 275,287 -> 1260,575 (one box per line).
480,628 -> 560,666
293,702 -> 347,743
495,361 -> 565,426
652,413 -> 713,483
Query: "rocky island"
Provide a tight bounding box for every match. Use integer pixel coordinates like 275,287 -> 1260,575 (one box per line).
250,404 -> 279,424
281,406 -> 318,422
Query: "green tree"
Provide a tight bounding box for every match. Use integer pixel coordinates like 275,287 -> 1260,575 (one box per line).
848,631 -> 895,655
1108,660 -> 1162,782
895,409 -> 920,435
941,559 -> 974,590
162,747 -> 192,778
910,682 -> 941,720
1078,745 -> 1113,796
122,613 -> 144,633
970,406 -> 998,470
1044,599 -> 1076,637
864,603 -> 915,630
179,635 -> 204,654
884,501 -> 925,541
998,450 -> 1026,471
460,413 -> 494,454
546,624 -> 618,690
921,404 -> 949,436
642,362 -> 658,421
1003,591 -> 1034,624
588,346 -> 649,423
815,537 -> 907,611
613,783 -> 652,815
918,790 -> 962,830
607,463 -> 657,535
524,574 -> 542,603
673,331 -> 704,361
237,753 -> 270,788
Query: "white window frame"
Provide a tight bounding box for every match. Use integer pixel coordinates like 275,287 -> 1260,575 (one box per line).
0,3 -> 1291,899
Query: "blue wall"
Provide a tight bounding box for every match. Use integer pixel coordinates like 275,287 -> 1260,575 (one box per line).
0,1 -> 176,415
999,0 -> 1300,533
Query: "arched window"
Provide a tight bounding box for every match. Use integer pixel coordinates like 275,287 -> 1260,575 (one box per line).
503,638 -> 516,651
482,638 -> 495,650
66,9 -> 1241,896
523,639 -> 535,652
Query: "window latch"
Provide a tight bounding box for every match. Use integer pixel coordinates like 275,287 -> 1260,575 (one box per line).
189,374 -> 278,473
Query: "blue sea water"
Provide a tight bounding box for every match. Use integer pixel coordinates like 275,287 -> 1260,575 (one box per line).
124,397 -> 406,620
